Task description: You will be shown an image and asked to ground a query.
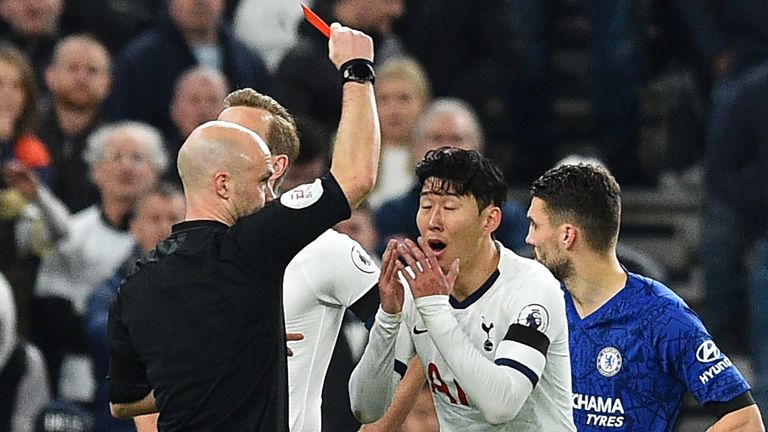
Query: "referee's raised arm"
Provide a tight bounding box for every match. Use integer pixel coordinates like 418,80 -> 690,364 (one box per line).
326,23 -> 380,209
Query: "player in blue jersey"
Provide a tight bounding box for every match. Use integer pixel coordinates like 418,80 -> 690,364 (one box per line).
525,163 -> 765,431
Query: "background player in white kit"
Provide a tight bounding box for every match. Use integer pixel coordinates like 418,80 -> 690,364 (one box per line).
219,89 -> 381,432
349,147 -> 576,431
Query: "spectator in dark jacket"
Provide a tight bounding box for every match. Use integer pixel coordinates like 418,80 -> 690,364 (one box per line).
103,0 -> 269,137
37,35 -> 112,213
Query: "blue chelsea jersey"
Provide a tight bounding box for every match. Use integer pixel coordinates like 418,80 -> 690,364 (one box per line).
565,272 -> 750,431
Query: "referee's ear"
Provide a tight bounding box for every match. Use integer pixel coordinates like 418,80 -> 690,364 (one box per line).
214,171 -> 231,199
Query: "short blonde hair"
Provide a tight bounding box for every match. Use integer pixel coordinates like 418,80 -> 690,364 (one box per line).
377,57 -> 432,103
224,88 -> 300,163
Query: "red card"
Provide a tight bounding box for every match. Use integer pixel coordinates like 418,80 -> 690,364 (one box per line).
301,4 -> 331,39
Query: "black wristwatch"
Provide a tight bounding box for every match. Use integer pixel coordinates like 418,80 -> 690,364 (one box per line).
340,59 -> 375,85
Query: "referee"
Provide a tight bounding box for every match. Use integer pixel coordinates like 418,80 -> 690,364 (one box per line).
106,23 -> 380,432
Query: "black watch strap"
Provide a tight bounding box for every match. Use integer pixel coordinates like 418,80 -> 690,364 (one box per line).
339,59 -> 375,85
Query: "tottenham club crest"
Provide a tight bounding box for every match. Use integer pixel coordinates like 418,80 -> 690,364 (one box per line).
597,347 -> 623,377
481,315 -> 495,352
517,304 -> 550,333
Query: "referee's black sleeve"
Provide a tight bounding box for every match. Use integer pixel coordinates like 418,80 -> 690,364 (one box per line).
232,173 -> 351,278
107,291 -> 152,403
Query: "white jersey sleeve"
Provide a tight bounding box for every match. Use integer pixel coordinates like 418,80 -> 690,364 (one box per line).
413,269 -> 565,425
291,230 -> 379,307
348,307 -> 408,423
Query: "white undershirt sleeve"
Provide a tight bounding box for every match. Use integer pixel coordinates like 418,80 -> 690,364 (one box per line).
348,307 -> 404,423
415,295 -> 546,425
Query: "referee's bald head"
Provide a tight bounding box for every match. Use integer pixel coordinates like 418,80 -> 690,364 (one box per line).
178,121 -> 274,222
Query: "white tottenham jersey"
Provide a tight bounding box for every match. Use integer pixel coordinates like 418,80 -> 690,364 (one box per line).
362,243 -> 574,431
283,229 -> 379,431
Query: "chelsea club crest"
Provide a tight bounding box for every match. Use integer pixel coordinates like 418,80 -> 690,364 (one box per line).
596,347 -> 623,377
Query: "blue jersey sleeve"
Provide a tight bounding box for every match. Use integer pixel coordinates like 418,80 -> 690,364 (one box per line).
657,302 -> 750,406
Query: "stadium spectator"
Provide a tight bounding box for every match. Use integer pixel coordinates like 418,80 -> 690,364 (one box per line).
336,204 -> 379,257
0,43 -> 50,183
367,57 -> 431,209
104,0 -> 269,139
63,0 -> 163,54
0,43 -> 51,336
38,35 -> 111,212
695,1 -> 768,355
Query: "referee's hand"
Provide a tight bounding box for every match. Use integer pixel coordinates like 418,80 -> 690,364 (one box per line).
328,22 -> 374,69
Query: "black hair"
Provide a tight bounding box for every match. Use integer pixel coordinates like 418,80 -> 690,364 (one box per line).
530,163 -> 621,252
415,146 -> 507,212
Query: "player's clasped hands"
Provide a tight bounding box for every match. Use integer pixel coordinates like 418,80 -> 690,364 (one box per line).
378,237 -> 461,313
387,237 -> 460,299
378,239 -> 405,314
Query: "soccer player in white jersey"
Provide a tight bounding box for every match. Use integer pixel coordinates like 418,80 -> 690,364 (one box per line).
349,147 -> 576,431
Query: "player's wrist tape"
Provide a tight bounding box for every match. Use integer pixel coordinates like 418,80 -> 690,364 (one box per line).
340,58 -> 375,85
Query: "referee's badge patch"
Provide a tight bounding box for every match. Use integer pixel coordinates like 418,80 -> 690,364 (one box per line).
280,179 -> 324,209
597,347 -> 623,377
351,244 -> 377,274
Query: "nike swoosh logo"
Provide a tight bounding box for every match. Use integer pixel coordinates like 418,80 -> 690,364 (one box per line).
413,326 -> 428,335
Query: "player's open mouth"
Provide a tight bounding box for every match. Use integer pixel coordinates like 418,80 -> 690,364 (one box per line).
427,239 -> 447,257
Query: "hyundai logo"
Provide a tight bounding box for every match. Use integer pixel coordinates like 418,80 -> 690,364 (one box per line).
696,340 -> 721,363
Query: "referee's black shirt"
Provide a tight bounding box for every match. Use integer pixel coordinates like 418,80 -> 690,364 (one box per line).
107,174 -> 351,432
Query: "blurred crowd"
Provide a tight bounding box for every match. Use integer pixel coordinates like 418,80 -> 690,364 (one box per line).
0,0 -> 766,431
